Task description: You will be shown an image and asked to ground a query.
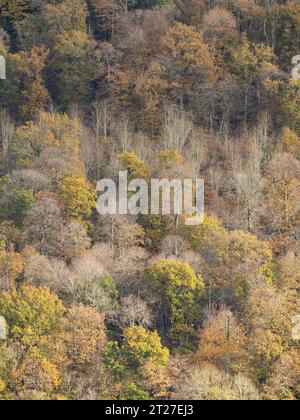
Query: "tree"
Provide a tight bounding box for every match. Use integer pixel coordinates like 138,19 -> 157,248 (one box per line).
162,22 -> 215,112
62,221 -> 91,262
202,7 -> 237,44
47,31 -> 98,106
273,79 -> 300,134
0,343 -> 17,398
9,189 -> 35,228
196,308 -> 248,374
0,286 -> 65,347
47,305 -> 107,368
23,251 -> 71,295
262,153 -> 300,234
280,127 -> 300,157
0,246 -> 23,291
146,259 -> 205,347
0,0 -> 30,20
110,10 -> 169,131
276,1 -> 300,69
58,175 -> 96,224
0,108 -> 14,159
42,0 -> 88,42
0,47 -> 50,122
227,230 -> 273,278
118,152 -> 149,180
0,0 -> 30,36
15,0 -> 89,49
14,47 -> 50,121
12,349 -> 60,398
263,350 -> 300,400
232,139 -> 263,232
35,305 -> 109,399
122,326 -> 169,371
0,221 -> 23,250
118,295 -> 152,329
180,214 -> 226,254
104,326 -> 170,398
71,255 -> 119,313
229,36 -> 278,125
22,196 -> 90,262
24,195 -> 68,258
94,214 -> 144,253
161,105 -> 193,154
9,112 -> 82,173
174,365 -> 259,400
245,283 -> 294,382
88,0 -> 124,39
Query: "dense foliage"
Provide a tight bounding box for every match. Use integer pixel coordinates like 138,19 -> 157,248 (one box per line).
0,0 -> 299,401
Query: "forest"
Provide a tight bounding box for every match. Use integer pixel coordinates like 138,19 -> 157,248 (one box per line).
0,0 -> 299,401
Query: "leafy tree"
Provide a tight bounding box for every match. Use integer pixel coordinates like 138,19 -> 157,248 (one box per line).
280,127 -> 300,157
0,221 -> 23,251
0,343 -> 17,398
180,214 -> 226,253
42,0 -> 88,41
104,326 -> 169,398
12,348 -> 60,397
47,31 -> 98,106
88,0 -> 126,40
124,383 -> 150,400
162,22 -> 215,109
229,36 -> 278,124
274,79 -> 300,134
0,286 -> 65,347
276,1 -> 300,69
9,189 -> 35,228
15,0 -> 89,49
0,46 -> 50,121
245,283 -> 294,382
0,0 -> 30,20
58,175 -> 96,225
197,309 -> 248,374
9,112 -> 83,175
118,152 -> 149,180
44,305 -> 107,368
0,246 -> 23,291
138,214 -> 173,253
0,0 -> 30,38
146,259 -> 205,347
122,326 -> 169,370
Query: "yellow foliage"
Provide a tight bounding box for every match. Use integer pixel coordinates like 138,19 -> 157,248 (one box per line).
58,175 -> 96,223
12,349 -> 60,394
0,286 -> 65,347
280,127 -> 300,156
118,152 -> 150,180
0,249 -> 23,291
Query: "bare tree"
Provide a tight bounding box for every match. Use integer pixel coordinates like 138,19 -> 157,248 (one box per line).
114,116 -> 133,152
91,100 -> 115,139
118,294 -> 153,328
232,137 -> 263,232
174,365 -> 259,400
0,109 -> 14,158
162,105 -> 193,153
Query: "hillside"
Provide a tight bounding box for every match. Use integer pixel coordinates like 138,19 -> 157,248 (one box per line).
0,0 -> 299,401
